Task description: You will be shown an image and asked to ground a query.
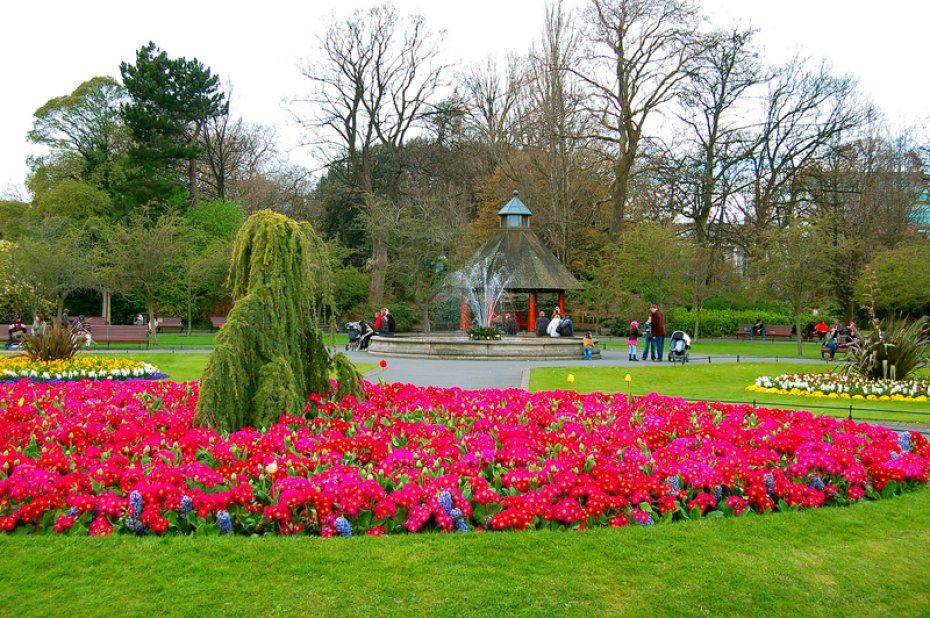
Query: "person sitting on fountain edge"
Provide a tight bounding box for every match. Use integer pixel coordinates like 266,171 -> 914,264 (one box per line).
535,311 -> 548,337
559,313 -> 574,337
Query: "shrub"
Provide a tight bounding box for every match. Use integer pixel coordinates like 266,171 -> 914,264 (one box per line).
22,324 -> 80,362
666,308 -> 821,338
842,317 -> 930,381
467,324 -> 501,340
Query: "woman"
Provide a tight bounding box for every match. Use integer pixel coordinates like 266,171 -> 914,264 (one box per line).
546,312 -> 562,337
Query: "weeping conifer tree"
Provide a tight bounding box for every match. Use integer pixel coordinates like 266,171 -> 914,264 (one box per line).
195,210 -> 361,432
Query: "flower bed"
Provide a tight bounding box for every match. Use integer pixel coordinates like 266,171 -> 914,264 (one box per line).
0,380 -> 927,537
0,355 -> 164,382
748,372 -> 930,402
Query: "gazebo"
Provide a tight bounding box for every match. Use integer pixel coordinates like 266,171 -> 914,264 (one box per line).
452,191 -> 581,331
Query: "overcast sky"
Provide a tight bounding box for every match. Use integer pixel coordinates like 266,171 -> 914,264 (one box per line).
2,0 -> 927,197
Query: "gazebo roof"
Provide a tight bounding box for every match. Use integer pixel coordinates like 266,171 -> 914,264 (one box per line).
497,191 -> 533,216
447,228 -> 582,292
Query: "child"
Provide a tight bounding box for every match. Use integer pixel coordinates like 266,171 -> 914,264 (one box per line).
628,321 -> 640,361
582,332 -> 596,360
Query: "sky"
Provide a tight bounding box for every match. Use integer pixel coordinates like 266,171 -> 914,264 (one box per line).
2,0 -> 927,198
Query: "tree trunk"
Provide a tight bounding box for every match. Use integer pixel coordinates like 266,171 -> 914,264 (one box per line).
368,235 -> 387,305
693,305 -> 702,342
189,158 -> 199,207
148,304 -> 158,346
795,311 -> 803,358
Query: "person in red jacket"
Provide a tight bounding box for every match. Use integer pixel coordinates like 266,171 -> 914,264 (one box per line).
649,305 -> 666,361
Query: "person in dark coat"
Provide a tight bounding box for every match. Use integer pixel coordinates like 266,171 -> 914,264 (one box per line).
534,311 -> 548,337
650,305 -> 667,361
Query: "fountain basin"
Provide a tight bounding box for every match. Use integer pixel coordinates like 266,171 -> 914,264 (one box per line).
367,334 -> 601,360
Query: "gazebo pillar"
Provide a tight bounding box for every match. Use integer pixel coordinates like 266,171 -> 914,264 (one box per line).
460,295 -> 472,330
558,292 -> 566,315
528,292 -> 538,332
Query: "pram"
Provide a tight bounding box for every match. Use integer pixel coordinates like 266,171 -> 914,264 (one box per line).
345,321 -> 363,351
668,330 -> 690,364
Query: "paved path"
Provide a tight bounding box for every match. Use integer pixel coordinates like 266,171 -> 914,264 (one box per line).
353,348 -> 930,435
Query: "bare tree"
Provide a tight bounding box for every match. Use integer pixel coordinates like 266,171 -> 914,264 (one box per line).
575,0 -> 703,241
292,3 -> 446,304
200,106 -> 278,202
459,55 -> 524,161
677,26 -> 763,244
732,57 -> 862,262
520,1 -> 599,265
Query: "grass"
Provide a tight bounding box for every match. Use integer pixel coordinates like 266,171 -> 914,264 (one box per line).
530,362 -> 930,424
109,353 -> 375,383
1,487 -> 929,616
598,336 -> 828,359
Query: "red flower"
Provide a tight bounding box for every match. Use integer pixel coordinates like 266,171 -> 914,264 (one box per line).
379,359 -> 388,369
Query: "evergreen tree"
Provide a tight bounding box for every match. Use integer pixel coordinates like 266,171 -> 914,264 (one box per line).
120,42 -> 228,211
195,210 -> 359,432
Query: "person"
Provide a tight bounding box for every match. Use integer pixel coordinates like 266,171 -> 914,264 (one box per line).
133,314 -> 145,327
373,310 -> 384,333
824,327 -> 838,361
815,320 -> 828,342
60,308 -> 69,328
751,318 -> 766,339
641,315 -> 653,361
382,308 -> 396,335
503,313 -> 518,336
559,313 -> 574,337
7,316 -> 27,349
30,315 -> 46,337
650,305 -> 666,361
627,321 -> 640,361
547,312 -> 562,337
535,311 -> 548,337
73,315 -> 92,347
357,320 -> 376,350
582,332 -> 596,361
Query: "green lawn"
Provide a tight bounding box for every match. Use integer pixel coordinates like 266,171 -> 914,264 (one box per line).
531,363 -> 930,424
1,487 -> 929,616
598,336 -> 828,359
123,353 -> 375,383
140,331 -> 352,350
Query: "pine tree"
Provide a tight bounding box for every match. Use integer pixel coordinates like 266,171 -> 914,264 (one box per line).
195,210 -> 359,432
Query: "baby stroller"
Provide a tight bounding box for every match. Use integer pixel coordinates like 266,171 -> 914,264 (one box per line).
345,321 -> 363,351
668,330 -> 690,364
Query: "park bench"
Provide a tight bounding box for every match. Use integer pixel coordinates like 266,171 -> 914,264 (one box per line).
735,324 -> 793,340
84,316 -> 108,327
210,316 -> 227,330
156,317 -> 183,332
90,325 -> 149,349
821,342 -> 850,359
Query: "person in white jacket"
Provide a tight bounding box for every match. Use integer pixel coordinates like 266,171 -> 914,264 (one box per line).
547,313 -> 562,337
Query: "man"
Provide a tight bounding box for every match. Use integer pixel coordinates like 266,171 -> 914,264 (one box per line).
559,313 -> 574,337
534,311 -> 548,337
503,313 -> 518,336
650,305 -> 667,361
7,316 -> 27,349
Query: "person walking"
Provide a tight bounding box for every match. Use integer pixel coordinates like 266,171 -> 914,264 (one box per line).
627,321 -> 640,361
650,305 -> 667,361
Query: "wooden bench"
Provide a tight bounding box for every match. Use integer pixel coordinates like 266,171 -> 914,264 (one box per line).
84,316 -> 108,327
821,342 -> 850,359
210,316 -> 227,330
735,324 -> 793,339
90,325 -> 149,349
156,317 -> 183,332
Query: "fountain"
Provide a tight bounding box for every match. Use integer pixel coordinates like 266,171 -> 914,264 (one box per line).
367,191 -> 600,360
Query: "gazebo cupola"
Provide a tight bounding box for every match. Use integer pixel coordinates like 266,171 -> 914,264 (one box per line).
498,190 -> 532,229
